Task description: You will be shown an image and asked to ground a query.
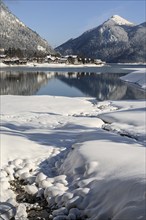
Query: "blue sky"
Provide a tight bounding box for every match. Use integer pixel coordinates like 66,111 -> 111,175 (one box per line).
4,0 -> 146,47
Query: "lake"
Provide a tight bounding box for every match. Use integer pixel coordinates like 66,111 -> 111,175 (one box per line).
1,64 -> 146,100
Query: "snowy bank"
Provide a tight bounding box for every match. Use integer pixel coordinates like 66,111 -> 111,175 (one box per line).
99,100 -> 146,142
121,68 -> 146,89
0,61 -> 104,68
0,95 -> 145,219
61,130 -> 145,220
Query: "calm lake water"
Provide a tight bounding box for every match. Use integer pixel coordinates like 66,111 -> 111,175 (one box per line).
1,64 -> 146,101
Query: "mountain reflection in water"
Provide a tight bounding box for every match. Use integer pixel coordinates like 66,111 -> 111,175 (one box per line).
0,71 -> 48,96
0,71 -> 145,100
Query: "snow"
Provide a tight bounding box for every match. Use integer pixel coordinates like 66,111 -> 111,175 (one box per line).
61,131 -> 145,219
0,68 -> 146,219
121,68 -> 146,89
37,45 -> 46,51
99,100 -> 146,142
1,133 -> 51,166
111,15 -> 134,26
0,62 -> 8,67
0,61 -> 104,68
1,9 -> 6,17
15,18 -> 25,27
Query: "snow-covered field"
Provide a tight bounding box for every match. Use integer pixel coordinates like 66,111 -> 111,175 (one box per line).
0,68 -> 146,219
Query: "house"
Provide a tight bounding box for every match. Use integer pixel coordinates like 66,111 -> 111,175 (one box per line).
94,59 -> 105,65
19,59 -> 27,65
65,55 -> 79,65
46,55 -> 57,63
58,57 -> 68,64
3,58 -> 20,65
3,57 -> 27,65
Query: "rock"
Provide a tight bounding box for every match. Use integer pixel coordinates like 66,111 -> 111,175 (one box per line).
62,193 -> 74,203
4,166 -> 14,177
69,208 -> 82,218
53,216 -> 68,220
65,196 -> 82,210
15,203 -> 27,219
73,187 -> 90,197
39,179 -> 52,189
12,159 -> 23,167
36,173 -> 47,184
52,207 -> 68,216
44,186 -> 64,198
20,172 -> 31,181
68,213 -> 76,220
25,185 -> 38,195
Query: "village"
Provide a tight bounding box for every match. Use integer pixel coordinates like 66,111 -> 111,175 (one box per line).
0,48 -> 105,66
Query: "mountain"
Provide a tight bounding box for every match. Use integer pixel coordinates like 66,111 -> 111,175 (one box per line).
0,0 -> 55,57
56,15 -> 146,63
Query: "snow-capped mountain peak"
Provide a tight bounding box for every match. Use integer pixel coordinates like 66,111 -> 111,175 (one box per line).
110,15 -> 134,26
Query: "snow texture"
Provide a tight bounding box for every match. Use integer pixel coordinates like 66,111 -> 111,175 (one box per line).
121,68 -> 146,89
111,15 -> 134,26
0,68 -> 146,219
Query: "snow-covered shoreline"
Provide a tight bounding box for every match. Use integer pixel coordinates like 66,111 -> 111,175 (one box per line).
0,67 -> 146,219
121,68 -> 146,89
0,62 -> 105,68
1,62 -> 145,68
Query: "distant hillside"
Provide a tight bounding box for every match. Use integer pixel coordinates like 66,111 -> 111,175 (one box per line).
0,0 -> 55,57
56,15 -> 146,63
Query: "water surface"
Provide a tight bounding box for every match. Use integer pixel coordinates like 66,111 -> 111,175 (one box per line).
1,64 -> 145,100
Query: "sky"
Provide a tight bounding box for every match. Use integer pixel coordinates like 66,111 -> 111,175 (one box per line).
3,0 -> 146,47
